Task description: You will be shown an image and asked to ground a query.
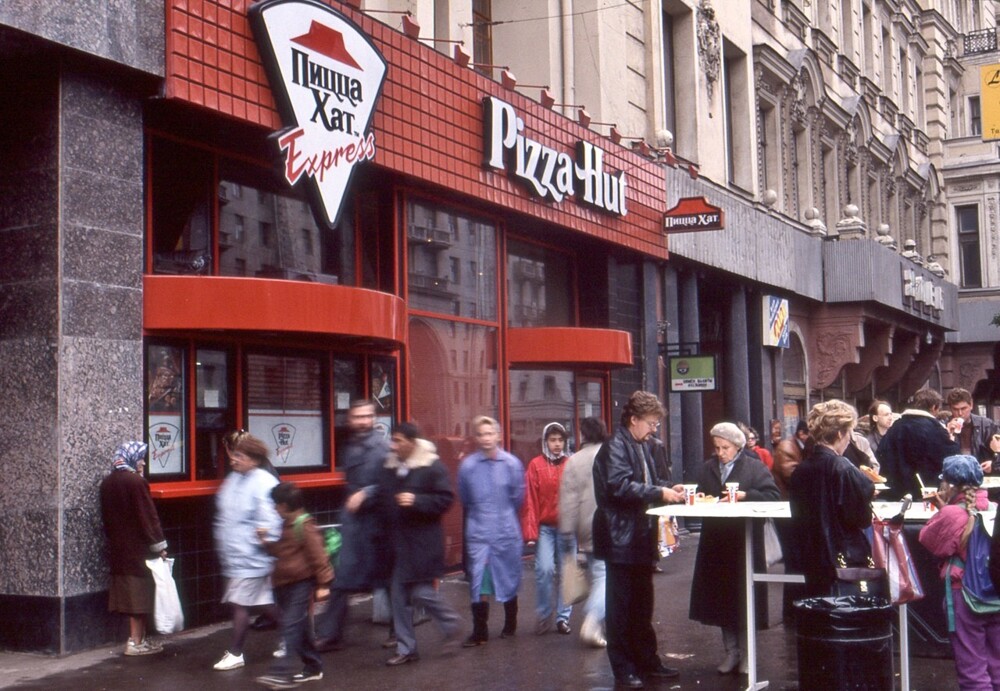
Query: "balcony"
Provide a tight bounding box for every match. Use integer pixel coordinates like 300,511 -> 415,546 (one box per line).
408,271 -> 452,295
965,28 -> 998,56
407,223 -> 453,248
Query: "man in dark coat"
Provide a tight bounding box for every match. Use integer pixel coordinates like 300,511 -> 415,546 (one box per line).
876,388 -> 959,501
945,388 -> 1000,474
593,391 -> 684,689
315,399 -> 390,650
379,422 -> 459,666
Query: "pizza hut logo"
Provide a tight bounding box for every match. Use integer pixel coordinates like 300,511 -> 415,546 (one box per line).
272,423 -> 297,464
149,422 -> 180,470
250,0 -> 387,229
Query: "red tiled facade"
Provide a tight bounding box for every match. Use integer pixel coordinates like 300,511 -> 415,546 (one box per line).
165,0 -> 669,258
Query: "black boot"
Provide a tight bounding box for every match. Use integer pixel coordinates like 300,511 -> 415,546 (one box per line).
463,602 -> 489,647
500,597 -> 518,638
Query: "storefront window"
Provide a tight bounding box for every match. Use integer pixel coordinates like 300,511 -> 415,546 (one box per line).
195,348 -> 233,480
218,159 -> 356,284
151,139 -> 213,275
408,317 -> 498,458
508,369 -> 576,463
246,352 -> 327,470
406,200 -> 497,321
507,239 -> 573,327
370,357 -> 395,435
147,344 -> 186,477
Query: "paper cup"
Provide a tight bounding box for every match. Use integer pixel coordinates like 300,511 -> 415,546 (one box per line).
725,482 -> 739,503
921,488 -> 937,512
683,484 -> 698,506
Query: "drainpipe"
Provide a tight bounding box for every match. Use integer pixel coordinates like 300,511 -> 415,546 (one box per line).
561,0 -> 574,119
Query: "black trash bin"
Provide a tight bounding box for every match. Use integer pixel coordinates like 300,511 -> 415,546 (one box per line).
793,595 -> 894,691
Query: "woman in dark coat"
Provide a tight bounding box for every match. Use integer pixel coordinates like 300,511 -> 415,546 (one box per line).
380,422 -> 459,665
100,441 -> 168,656
789,400 -> 875,597
689,422 -> 780,675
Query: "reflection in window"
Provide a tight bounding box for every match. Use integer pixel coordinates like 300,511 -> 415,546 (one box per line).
508,369 -> 575,464
151,140 -> 212,275
147,344 -> 186,477
407,200 -> 497,320
246,353 -> 326,469
507,238 -> 573,327
408,316 -> 498,453
195,348 -> 232,481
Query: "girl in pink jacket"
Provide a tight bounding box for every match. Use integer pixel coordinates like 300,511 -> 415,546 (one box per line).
918,454 -> 1000,691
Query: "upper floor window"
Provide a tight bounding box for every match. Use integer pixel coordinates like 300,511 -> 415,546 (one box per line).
956,204 -> 982,288
970,96 -> 982,136
472,0 -> 493,76
506,238 -> 574,327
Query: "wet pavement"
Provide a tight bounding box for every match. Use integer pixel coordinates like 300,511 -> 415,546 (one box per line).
1,531 -> 962,690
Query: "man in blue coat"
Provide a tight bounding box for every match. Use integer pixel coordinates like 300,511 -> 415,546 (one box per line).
457,415 -> 525,646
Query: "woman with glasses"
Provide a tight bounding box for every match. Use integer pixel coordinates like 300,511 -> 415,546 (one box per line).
740,425 -> 773,470
688,422 -> 780,675
211,430 -> 283,672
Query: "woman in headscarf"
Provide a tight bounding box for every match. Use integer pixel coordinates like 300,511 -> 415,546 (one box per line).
688,422 -> 780,675
99,441 -> 168,656
211,430 -> 283,671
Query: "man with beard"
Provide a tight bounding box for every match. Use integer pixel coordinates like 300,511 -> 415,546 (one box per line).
315,399 -> 390,651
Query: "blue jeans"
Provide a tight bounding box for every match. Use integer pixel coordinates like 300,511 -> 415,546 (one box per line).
269,579 -> 322,678
585,554 -> 606,623
534,525 -> 575,623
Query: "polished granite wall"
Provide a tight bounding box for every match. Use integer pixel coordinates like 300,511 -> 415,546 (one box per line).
0,55 -> 149,652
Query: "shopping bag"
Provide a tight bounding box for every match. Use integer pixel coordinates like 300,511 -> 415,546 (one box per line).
763,518 -> 783,567
658,516 -> 679,557
145,557 -> 185,634
561,553 -> 589,605
871,517 -> 924,605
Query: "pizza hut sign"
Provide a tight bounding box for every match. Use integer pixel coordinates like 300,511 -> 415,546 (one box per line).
483,97 -> 627,216
250,0 -> 387,229
663,197 -> 725,233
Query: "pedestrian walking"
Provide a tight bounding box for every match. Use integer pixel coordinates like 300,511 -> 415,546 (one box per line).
457,415 -> 525,646
212,430 -> 283,671
523,421 -> 575,635
593,390 -> 683,688
99,441 -> 168,657
314,399 -> 392,651
558,416 -> 608,648
379,422 -> 461,666
254,482 -> 333,689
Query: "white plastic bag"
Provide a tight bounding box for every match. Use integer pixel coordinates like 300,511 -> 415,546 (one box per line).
763,519 -> 783,567
146,557 -> 184,634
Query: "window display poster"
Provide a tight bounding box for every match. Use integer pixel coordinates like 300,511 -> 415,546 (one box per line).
249,412 -> 324,467
374,416 -> 393,440
148,416 -> 184,475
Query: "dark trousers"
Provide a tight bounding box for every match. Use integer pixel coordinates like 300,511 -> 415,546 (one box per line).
606,562 -> 659,680
314,587 -> 349,644
269,580 -> 322,677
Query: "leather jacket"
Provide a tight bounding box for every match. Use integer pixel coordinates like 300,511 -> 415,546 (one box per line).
592,425 -> 666,565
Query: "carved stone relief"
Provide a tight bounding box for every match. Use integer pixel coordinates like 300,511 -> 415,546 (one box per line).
697,0 -> 721,101
813,329 -> 859,391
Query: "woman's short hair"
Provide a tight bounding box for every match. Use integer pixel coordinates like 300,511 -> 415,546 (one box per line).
579,417 -> 608,445
807,400 -> 858,445
223,429 -> 272,467
621,390 -> 666,427
472,415 -> 500,434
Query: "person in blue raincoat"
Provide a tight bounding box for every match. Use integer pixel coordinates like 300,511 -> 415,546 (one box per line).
457,415 -> 525,646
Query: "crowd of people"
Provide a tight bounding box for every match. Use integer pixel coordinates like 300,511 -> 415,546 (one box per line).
98,387 -> 1000,690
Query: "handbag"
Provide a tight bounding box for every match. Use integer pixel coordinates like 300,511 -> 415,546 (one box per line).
561,553 -> 589,605
832,553 -> 888,599
146,557 -> 185,634
871,516 -> 925,605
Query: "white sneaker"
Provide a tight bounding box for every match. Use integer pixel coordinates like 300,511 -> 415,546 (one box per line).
273,641 -> 287,658
213,651 -> 245,671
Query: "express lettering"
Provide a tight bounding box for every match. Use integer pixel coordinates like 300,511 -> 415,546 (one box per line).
279,128 -> 377,185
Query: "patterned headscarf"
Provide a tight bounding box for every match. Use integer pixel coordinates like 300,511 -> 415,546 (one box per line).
112,441 -> 148,472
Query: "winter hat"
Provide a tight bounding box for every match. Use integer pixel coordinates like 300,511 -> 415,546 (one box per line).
940,454 -> 983,487
709,422 -> 746,448
112,441 -> 148,472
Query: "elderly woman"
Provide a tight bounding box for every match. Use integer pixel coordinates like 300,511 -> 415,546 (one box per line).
789,400 -> 876,597
689,422 -> 780,675
99,441 -> 168,656
919,455 -> 998,691
212,430 -> 283,671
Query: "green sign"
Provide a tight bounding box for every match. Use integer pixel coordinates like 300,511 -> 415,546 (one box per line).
668,355 -> 717,392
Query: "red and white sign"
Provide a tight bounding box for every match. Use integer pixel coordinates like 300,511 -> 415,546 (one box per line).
663,196 -> 725,233
250,0 -> 387,228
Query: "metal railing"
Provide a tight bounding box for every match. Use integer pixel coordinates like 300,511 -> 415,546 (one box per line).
965,28 -> 998,56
